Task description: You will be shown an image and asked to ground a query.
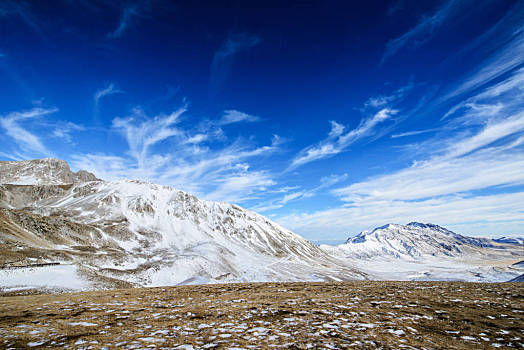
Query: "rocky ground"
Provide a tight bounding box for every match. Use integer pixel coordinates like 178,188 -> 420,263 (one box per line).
0,281 -> 522,349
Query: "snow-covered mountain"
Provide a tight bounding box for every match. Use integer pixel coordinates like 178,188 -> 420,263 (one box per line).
333,222 -> 496,259
0,158 -> 365,291
321,222 -> 524,282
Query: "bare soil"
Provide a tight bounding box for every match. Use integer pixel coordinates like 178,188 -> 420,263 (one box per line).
0,281 -> 522,349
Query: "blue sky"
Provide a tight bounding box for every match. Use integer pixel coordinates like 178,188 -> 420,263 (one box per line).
0,0 -> 523,240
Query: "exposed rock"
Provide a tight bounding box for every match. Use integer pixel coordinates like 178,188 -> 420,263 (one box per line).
0,158 -> 99,185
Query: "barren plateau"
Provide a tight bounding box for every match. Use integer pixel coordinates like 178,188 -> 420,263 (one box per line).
1,281 -> 523,349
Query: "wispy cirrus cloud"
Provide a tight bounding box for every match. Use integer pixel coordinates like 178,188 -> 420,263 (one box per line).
206,170 -> 275,204
112,106 -> 185,169
391,128 -> 441,138
219,110 -> 261,125
438,1 -> 524,102
0,107 -> 57,156
364,82 -> 414,108
251,173 -> 348,213
381,0 -> 458,63
107,4 -> 140,39
288,108 -> 397,170
51,121 -> 85,144
93,83 -> 122,119
288,80 -> 416,171
210,33 -> 261,93
441,26 -> 524,102
0,1 -> 44,38
278,53 -> 524,239
334,142 -> 524,203
94,83 -> 122,105
336,68 -> 524,201
71,106 -> 279,203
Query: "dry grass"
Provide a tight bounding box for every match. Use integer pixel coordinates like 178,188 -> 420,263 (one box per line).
0,281 -> 523,349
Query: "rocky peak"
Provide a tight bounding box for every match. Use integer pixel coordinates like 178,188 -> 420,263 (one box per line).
0,158 -> 99,185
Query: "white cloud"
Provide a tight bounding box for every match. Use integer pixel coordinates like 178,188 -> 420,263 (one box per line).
289,108 -> 397,169
93,83 -> 123,122
318,173 -> 349,189
51,121 -> 85,143
364,82 -> 414,108
334,150 -> 524,203
94,83 -> 122,106
391,128 -> 440,138
0,1 -> 44,38
185,133 -> 208,144
107,5 -> 139,39
71,106 -> 279,204
444,110 -> 524,159
441,23 -> 524,101
335,67 -> 524,204
206,171 -> 275,203
219,110 -> 261,125
112,107 -> 185,168
251,173 -> 348,213
210,33 -> 261,92
381,0 -> 458,63
0,107 -> 57,156
70,154 -> 130,181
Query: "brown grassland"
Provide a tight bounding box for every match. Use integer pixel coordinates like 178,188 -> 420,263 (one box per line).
0,281 -> 522,349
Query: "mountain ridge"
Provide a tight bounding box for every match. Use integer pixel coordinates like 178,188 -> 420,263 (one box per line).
0,159 -> 365,291
0,158 -> 99,185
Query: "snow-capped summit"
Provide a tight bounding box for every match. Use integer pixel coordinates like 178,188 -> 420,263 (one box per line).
334,222 -> 495,260
0,158 -> 99,185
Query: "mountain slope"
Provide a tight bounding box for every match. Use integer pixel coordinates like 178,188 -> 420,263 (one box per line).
510,274 -> 524,282
0,159 -> 365,291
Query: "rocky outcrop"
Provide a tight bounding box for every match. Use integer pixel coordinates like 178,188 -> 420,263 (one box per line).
0,158 -> 99,185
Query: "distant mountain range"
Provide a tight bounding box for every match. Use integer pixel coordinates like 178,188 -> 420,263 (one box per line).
0,158 -> 522,291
